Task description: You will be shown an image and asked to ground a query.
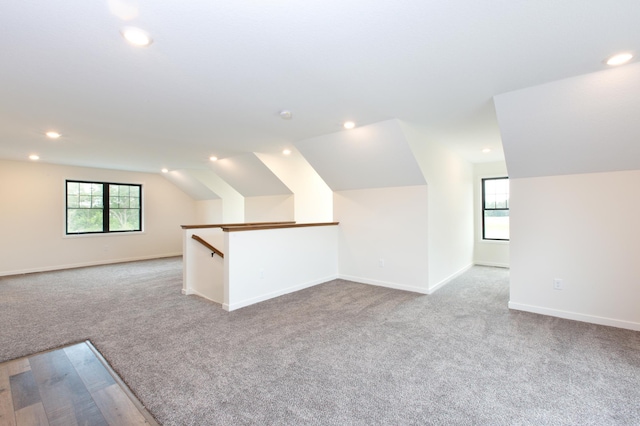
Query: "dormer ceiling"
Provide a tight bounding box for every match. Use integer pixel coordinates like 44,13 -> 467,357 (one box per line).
0,1 -> 638,173
209,153 -> 292,197
296,120 -> 426,191
496,62 -> 640,178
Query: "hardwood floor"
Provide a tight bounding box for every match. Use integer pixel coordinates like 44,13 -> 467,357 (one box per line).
0,342 -> 158,426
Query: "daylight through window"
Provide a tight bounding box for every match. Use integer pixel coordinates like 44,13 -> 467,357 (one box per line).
66,180 -> 142,234
482,177 -> 509,240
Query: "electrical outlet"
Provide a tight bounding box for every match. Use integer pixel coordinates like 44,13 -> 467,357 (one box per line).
553,278 -> 563,290
378,259 -> 385,268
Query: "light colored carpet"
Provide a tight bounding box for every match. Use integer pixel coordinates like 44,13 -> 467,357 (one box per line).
1,258 -> 639,425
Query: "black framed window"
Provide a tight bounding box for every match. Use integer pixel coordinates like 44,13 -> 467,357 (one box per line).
482,177 -> 509,241
66,180 -> 142,234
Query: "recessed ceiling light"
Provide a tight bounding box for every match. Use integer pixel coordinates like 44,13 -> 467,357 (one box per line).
482,148 -> 491,153
29,154 -> 39,160
282,149 -> 292,155
279,110 -> 293,120
161,168 -> 169,173
343,121 -> 356,130
209,156 -> 218,162
46,131 -> 61,139
605,52 -> 633,66
120,26 -> 153,47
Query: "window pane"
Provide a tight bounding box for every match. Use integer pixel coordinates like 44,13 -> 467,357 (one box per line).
67,195 -> 79,208
67,182 -> 79,195
92,184 -> 103,196
109,209 -> 140,231
91,196 -> 103,208
109,185 -> 119,196
79,183 -> 93,195
130,186 -> 140,197
67,209 -> 103,233
484,211 -> 509,240
130,197 -> 140,208
118,185 -> 130,197
79,195 -> 92,208
485,194 -> 496,209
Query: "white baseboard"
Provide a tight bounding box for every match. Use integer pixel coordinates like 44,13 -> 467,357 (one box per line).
0,253 -> 183,277
223,274 -> 339,312
474,261 -> 509,268
427,263 -> 473,294
338,275 -> 428,295
183,288 -> 223,305
508,301 -> 640,332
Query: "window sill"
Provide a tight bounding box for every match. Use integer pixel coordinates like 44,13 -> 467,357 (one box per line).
63,231 -> 145,239
478,239 -> 509,245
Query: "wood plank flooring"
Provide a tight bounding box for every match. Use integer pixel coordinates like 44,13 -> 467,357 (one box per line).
0,342 -> 158,426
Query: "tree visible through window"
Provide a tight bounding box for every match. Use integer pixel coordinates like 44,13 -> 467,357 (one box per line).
482,177 -> 509,240
66,180 -> 142,234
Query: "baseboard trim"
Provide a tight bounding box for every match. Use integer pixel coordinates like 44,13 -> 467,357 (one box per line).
338,275 -> 429,295
474,261 -> 509,268
427,263 -> 473,294
0,253 -> 183,277
223,274 -> 339,312
183,288 -> 223,305
508,301 -> 640,331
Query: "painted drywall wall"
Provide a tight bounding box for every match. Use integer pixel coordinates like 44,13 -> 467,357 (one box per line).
401,122 -> 474,289
195,199 -> 223,224
0,159 -> 196,275
187,169 -> 245,222
255,150 -> 333,223
509,170 -> 640,331
224,225 -> 338,311
182,227 -> 224,303
334,185 -> 429,293
244,195 -> 294,223
473,161 -> 509,267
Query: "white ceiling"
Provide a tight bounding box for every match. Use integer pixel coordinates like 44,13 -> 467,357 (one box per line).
496,62 -> 640,178
1,0 -> 638,173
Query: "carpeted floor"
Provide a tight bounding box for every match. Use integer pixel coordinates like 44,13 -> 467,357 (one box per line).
1,258 -> 639,425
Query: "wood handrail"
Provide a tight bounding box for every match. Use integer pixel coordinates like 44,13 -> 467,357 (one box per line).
181,221 -> 295,230
222,222 -> 339,232
191,234 -> 224,258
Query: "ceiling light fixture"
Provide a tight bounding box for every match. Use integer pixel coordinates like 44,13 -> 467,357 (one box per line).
161,168 -> 169,173
605,52 -> 633,66
45,131 -> 61,139
209,156 -> 218,162
279,110 -> 293,120
120,26 -> 153,47
482,148 -> 491,153
29,154 -> 40,160
282,149 -> 292,155
343,121 -> 356,130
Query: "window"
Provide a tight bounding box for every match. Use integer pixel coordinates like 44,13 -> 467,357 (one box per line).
482,177 -> 509,240
66,180 -> 142,234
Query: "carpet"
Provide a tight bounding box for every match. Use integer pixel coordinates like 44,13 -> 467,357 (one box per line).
1,258 -> 639,425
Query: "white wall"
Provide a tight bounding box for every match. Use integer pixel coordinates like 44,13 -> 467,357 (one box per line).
334,186 -> 429,293
182,227 -> 224,303
195,199 -> 223,224
244,195 -> 294,223
401,122 -> 474,290
509,170 -> 640,331
224,225 -> 338,310
0,159 -> 196,275
256,150 -> 334,223
473,161 -> 510,267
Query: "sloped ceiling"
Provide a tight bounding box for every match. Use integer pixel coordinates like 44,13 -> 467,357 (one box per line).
162,170 -> 220,200
208,153 -> 292,197
295,119 -> 425,191
1,1 -> 639,173
495,62 -> 640,178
